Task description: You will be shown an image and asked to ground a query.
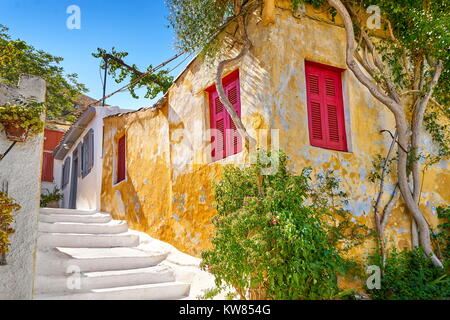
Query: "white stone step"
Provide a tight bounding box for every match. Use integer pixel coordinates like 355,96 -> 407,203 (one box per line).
39,220 -> 128,234
34,282 -> 190,300
40,212 -> 112,224
36,247 -> 168,275
41,208 -> 98,215
34,265 -> 176,294
37,232 -> 140,248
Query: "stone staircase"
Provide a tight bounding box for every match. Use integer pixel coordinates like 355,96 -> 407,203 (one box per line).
34,208 -> 191,300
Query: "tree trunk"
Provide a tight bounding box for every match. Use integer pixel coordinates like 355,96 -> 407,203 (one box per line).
326,0 -> 443,267
215,7 -> 256,150
396,116 -> 443,267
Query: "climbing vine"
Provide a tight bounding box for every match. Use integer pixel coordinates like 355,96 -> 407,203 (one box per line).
92,47 -> 174,100
0,192 -> 20,265
0,102 -> 45,139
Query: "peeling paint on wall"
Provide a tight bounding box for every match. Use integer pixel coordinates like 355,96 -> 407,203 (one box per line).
101,2 -> 449,259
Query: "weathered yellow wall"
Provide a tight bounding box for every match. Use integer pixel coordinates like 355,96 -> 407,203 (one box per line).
101,2 -> 449,263
101,107 -> 173,239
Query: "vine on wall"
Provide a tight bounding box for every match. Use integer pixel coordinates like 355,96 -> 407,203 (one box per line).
0,192 -> 21,265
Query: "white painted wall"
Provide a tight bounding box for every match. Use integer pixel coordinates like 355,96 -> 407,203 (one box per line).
54,107 -> 129,211
0,75 -> 46,300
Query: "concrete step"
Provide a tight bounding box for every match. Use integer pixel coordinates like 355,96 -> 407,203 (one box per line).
36,247 -> 168,275
34,265 -> 176,295
40,212 -> 112,224
37,232 -> 140,248
41,208 -> 98,215
39,220 -> 128,234
34,282 -> 191,300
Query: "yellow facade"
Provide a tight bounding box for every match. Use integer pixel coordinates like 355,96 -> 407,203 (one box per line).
101,1 -> 449,260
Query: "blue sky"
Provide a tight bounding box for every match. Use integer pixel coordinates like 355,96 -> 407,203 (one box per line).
0,0 -> 191,110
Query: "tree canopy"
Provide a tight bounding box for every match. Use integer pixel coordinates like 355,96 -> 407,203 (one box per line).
167,0 -> 237,57
0,25 -> 87,123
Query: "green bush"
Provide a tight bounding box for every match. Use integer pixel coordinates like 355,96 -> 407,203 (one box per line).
433,206 -> 450,263
201,151 -> 370,300
368,248 -> 450,300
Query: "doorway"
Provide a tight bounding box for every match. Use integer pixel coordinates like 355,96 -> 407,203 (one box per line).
69,149 -> 79,209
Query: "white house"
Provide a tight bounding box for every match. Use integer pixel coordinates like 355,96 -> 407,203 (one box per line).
53,106 -> 130,210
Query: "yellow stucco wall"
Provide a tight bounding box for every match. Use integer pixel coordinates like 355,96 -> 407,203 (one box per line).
101,2 -> 449,262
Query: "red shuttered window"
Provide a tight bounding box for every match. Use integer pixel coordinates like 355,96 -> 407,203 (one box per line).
116,135 -> 126,183
207,70 -> 242,162
42,152 -> 54,182
305,61 -> 348,152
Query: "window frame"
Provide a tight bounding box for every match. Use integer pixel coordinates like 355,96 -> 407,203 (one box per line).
206,69 -> 243,162
81,129 -> 94,178
115,134 -> 126,185
305,61 -> 348,152
61,157 -> 71,189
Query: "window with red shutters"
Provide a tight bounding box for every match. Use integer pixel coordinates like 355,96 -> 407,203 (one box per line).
305,61 -> 348,152
207,70 -> 242,162
42,152 -> 54,182
116,135 -> 126,183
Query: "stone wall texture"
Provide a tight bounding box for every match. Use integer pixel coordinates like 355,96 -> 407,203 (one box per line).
101,1 -> 449,265
0,75 -> 46,299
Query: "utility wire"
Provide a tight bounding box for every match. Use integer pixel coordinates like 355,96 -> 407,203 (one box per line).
88,52 -> 186,107
166,52 -> 193,74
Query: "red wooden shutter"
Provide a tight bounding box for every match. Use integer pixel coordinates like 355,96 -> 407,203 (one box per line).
225,79 -> 242,157
305,62 -> 348,152
208,70 -> 242,161
210,91 -> 226,161
305,67 -> 325,148
42,152 -> 54,182
117,136 -> 126,183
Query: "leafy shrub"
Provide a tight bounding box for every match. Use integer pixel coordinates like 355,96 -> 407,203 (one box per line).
433,206 -> 450,263
40,187 -> 63,208
0,102 -> 45,138
0,192 -> 21,259
201,151 -> 370,300
368,248 -> 450,300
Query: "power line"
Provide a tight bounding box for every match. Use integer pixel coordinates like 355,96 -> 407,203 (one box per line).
88,52 -> 186,107
167,52 -> 193,74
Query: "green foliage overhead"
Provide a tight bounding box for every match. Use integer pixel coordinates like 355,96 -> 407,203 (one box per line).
0,25 -> 87,123
166,0 -> 236,54
92,48 -> 174,100
369,0 -> 449,100
201,151 -> 370,300
367,247 -> 450,300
